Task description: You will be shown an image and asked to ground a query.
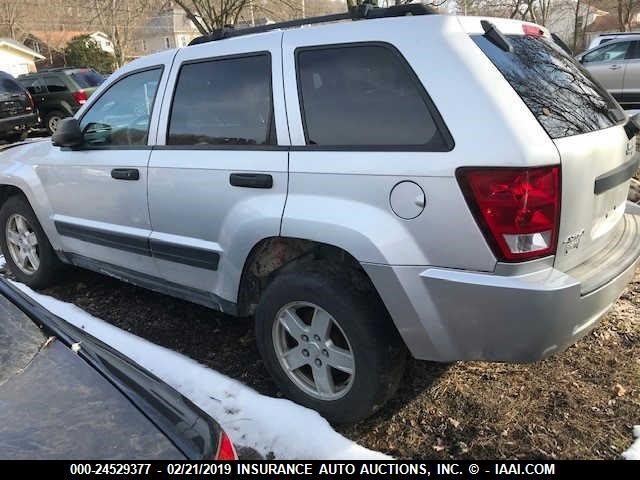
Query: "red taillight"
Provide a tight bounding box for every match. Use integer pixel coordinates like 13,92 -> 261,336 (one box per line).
522,24 -> 544,37
215,432 -> 237,460
457,166 -> 561,262
73,90 -> 88,105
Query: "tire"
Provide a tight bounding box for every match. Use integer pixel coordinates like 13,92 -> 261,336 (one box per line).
255,265 -> 407,423
0,195 -> 62,288
44,110 -> 67,135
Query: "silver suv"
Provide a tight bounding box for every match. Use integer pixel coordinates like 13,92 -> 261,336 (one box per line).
577,36 -> 640,110
1,6 -> 639,423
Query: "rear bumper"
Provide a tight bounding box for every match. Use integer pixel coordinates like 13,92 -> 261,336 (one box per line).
364,204 -> 640,362
0,113 -> 39,135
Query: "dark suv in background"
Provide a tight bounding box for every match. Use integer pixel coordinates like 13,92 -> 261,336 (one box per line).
0,71 -> 38,143
18,68 -> 105,134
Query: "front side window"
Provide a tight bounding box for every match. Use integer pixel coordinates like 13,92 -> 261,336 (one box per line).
80,68 -> 162,147
582,41 -> 630,63
296,44 -> 450,149
168,54 -> 273,146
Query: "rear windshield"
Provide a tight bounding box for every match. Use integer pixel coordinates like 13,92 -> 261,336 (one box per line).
69,69 -> 105,88
0,76 -> 25,95
473,34 -> 624,138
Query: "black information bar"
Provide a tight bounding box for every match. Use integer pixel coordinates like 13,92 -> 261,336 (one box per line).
0,460 -> 635,479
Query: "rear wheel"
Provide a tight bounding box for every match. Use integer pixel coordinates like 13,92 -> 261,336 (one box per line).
255,266 -> 406,423
0,195 -> 62,288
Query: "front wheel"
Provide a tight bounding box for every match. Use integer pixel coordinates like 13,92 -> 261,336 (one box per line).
255,266 -> 406,423
0,195 -> 62,288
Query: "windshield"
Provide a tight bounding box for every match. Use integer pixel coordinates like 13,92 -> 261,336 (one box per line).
473,34 -> 624,138
69,69 -> 105,88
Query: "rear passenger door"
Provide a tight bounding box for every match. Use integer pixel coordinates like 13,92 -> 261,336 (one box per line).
148,35 -> 289,307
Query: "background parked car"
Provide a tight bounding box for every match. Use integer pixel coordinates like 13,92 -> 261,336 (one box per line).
18,68 -> 105,135
0,71 -> 38,143
0,277 -> 237,460
576,36 -> 640,110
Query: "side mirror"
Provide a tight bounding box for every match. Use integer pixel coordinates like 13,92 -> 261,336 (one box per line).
52,118 -> 83,147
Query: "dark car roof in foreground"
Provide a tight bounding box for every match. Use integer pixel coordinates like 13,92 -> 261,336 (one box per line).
0,278 -> 222,460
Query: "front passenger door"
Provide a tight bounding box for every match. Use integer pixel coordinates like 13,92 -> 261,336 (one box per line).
37,66 -> 164,277
582,41 -> 631,101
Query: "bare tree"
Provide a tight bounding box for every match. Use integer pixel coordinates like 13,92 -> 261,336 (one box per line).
0,0 -> 25,39
617,0 -> 640,30
90,0 -> 160,67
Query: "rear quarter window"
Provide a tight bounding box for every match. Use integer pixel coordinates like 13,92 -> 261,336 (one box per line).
295,43 -> 452,149
473,34 -> 624,139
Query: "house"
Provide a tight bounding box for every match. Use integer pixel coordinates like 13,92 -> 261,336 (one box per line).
0,38 -> 44,77
133,6 -> 200,57
24,31 -> 114,69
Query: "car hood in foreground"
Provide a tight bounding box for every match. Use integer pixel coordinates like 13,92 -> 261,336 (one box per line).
0,279 -> 223,460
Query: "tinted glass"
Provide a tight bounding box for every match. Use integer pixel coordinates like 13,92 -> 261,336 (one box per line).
168,54 -> 272,146
69,69 -> 105,88
625,41 -> 640,60
473,35 -> 623,139
42,75 -> 68,92
80,68 -> 161,146
296,45 -> 447,148
19,77 -> 46,94
582,41 -> 630,63
0,77 -> 24,94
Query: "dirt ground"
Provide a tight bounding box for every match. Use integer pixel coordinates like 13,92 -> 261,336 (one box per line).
2,261 -> 637,460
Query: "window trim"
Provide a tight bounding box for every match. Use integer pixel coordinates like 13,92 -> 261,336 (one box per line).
72,65 -> 165,151
294,41 -> 454,152
164,51 -> 276,149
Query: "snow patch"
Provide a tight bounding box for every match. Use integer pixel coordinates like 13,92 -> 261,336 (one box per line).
8,279 -> 389,460
622,425 -> 640,460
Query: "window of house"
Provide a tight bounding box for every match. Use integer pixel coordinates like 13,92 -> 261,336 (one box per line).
167,54 -> 273,146
296,44 -> 448,148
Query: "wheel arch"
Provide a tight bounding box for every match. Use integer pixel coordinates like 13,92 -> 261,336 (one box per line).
236,236 -> 391,321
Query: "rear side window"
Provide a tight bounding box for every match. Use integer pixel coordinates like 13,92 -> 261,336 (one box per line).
168,54 -> 273,146
296,44 -> 451,149
42,75 -> 69,92
473,35 -> 624,139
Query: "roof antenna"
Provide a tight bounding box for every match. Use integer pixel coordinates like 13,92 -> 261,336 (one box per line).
481,20 -> 513,53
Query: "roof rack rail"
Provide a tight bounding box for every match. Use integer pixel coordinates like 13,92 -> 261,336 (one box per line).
189,2 -> 436,46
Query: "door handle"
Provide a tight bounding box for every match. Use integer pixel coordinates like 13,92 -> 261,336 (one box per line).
609,64 -> 622,70
111,168 -> 140,181
229,173 -> 273,189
